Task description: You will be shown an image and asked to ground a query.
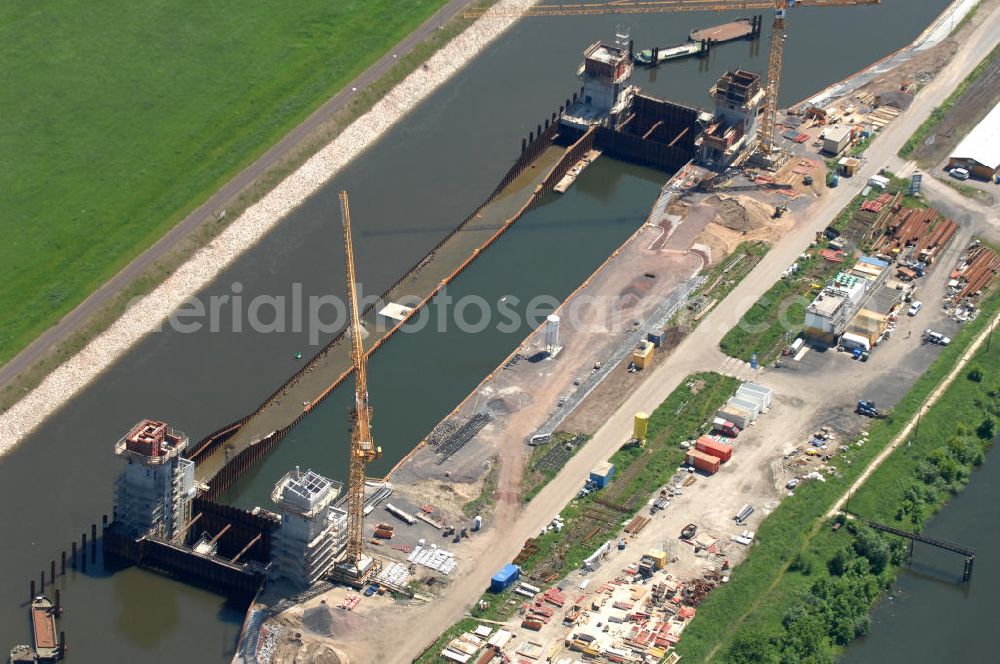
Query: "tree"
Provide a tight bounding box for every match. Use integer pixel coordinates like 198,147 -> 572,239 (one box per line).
827,549 -> 850,576
968,366 -> 984,382
976,417 -> 995,441
726,629 -> 777,664
852,528 -> 890,575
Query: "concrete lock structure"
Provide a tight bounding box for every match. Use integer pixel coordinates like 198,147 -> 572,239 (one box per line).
113,419 -> 196,540
270,468 -> 348,589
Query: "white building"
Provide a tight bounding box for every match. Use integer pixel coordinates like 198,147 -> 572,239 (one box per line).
948,101 -> 1000,181
804,258 -> 890,344
270,468 -> 348,589
113,419 -> 195,540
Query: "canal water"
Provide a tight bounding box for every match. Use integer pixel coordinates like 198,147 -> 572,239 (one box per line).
840,441 -> 1000,663
0,1 -> 952,661
223,159 -> 664,508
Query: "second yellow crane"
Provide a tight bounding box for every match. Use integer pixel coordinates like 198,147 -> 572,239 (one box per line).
338,190 -> 382,580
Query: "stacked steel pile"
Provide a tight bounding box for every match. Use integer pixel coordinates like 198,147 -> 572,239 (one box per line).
954,243 -> 1000,301
869,206 -> 957,264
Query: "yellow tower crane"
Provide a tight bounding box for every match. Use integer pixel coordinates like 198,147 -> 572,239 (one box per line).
338,190 -> 382,575
466,0 -> 881,160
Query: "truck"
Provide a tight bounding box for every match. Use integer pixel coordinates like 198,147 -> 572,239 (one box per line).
711,417 -> 740,437
856,400 -> 882,418
680,523 -> 698,540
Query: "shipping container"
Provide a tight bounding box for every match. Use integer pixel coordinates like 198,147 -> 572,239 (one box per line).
739,382 -> 773,409
589,461 -> 615,488
695,436 -> 733,462
490,564 -> 521,593
647,549 -> 668,570
717,406 -> 751,430
521,619 -> 543,631
728,397 -> 761,420
685,450 -> 720,475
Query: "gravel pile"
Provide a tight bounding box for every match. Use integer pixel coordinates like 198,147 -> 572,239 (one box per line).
0,0 -> 538,455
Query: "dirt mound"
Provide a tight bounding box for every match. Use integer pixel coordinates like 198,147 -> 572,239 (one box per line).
705,194 -> 774,232
302,606 -> 336,636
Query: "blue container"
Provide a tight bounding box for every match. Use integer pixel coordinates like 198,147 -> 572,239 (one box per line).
589,462 -> 615,488
490,564 -> 521,593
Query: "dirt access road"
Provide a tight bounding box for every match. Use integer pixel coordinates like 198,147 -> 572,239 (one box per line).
0,0 -> 484,390
389,6 -> 1000,662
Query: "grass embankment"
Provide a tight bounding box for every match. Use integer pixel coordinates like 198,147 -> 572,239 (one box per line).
522,433 -> 589,503
718,176 -> 923,364
0,0 -> 461,370
415,373 -> 739,663
676,288 -> 1000,663
673,242 -> 771,329
898,43 -> 1000,160
463,456 -> 500,518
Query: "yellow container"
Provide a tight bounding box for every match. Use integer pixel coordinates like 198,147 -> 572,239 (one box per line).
634,412 -> 649,442
632,341 -> 654,370
648,548 -> 668,570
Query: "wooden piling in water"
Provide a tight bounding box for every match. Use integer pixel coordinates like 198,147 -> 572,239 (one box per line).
91,523 -> 97,559
71,542 -> 77,569
40,570 -> 45,591
61,551 -> 66,575
30,580 -> 35,601
50,560 -> 55,583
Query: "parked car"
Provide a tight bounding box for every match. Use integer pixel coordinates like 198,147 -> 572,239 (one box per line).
786,478 -> 800,490
924,329 -> 951,346
907,301 -> 923,316
950,167 -> 971,181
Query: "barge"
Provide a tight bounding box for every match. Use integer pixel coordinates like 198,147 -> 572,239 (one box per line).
689,15 -> 763,44
30,597 -> 60,662
634,41 -> 707,66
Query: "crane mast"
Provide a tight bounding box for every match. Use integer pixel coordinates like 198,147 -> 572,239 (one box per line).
339,190 -> 380,567
466,0 -> 881,161
759,2 -> 787,157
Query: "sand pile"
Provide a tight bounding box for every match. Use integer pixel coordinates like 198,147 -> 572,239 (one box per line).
705,194 -> 774,232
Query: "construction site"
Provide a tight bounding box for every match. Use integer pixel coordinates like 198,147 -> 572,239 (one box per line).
46,1 -> 1000,663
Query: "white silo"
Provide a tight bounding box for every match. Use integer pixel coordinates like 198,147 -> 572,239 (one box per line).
546,314 -> 561,352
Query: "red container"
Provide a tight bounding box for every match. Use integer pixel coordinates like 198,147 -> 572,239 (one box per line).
696,436 -> 733,462
521,619 -> 543,631
686,450 -> 720,475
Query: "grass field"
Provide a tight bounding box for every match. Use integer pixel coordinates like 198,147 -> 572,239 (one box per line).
677,286 -> 1000,662
0,0 -> 450,366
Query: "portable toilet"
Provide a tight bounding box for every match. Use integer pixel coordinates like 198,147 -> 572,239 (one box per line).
634,412 -> 649,443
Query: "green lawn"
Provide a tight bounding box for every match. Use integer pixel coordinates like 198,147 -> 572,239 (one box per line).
0,0 -> 449,365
